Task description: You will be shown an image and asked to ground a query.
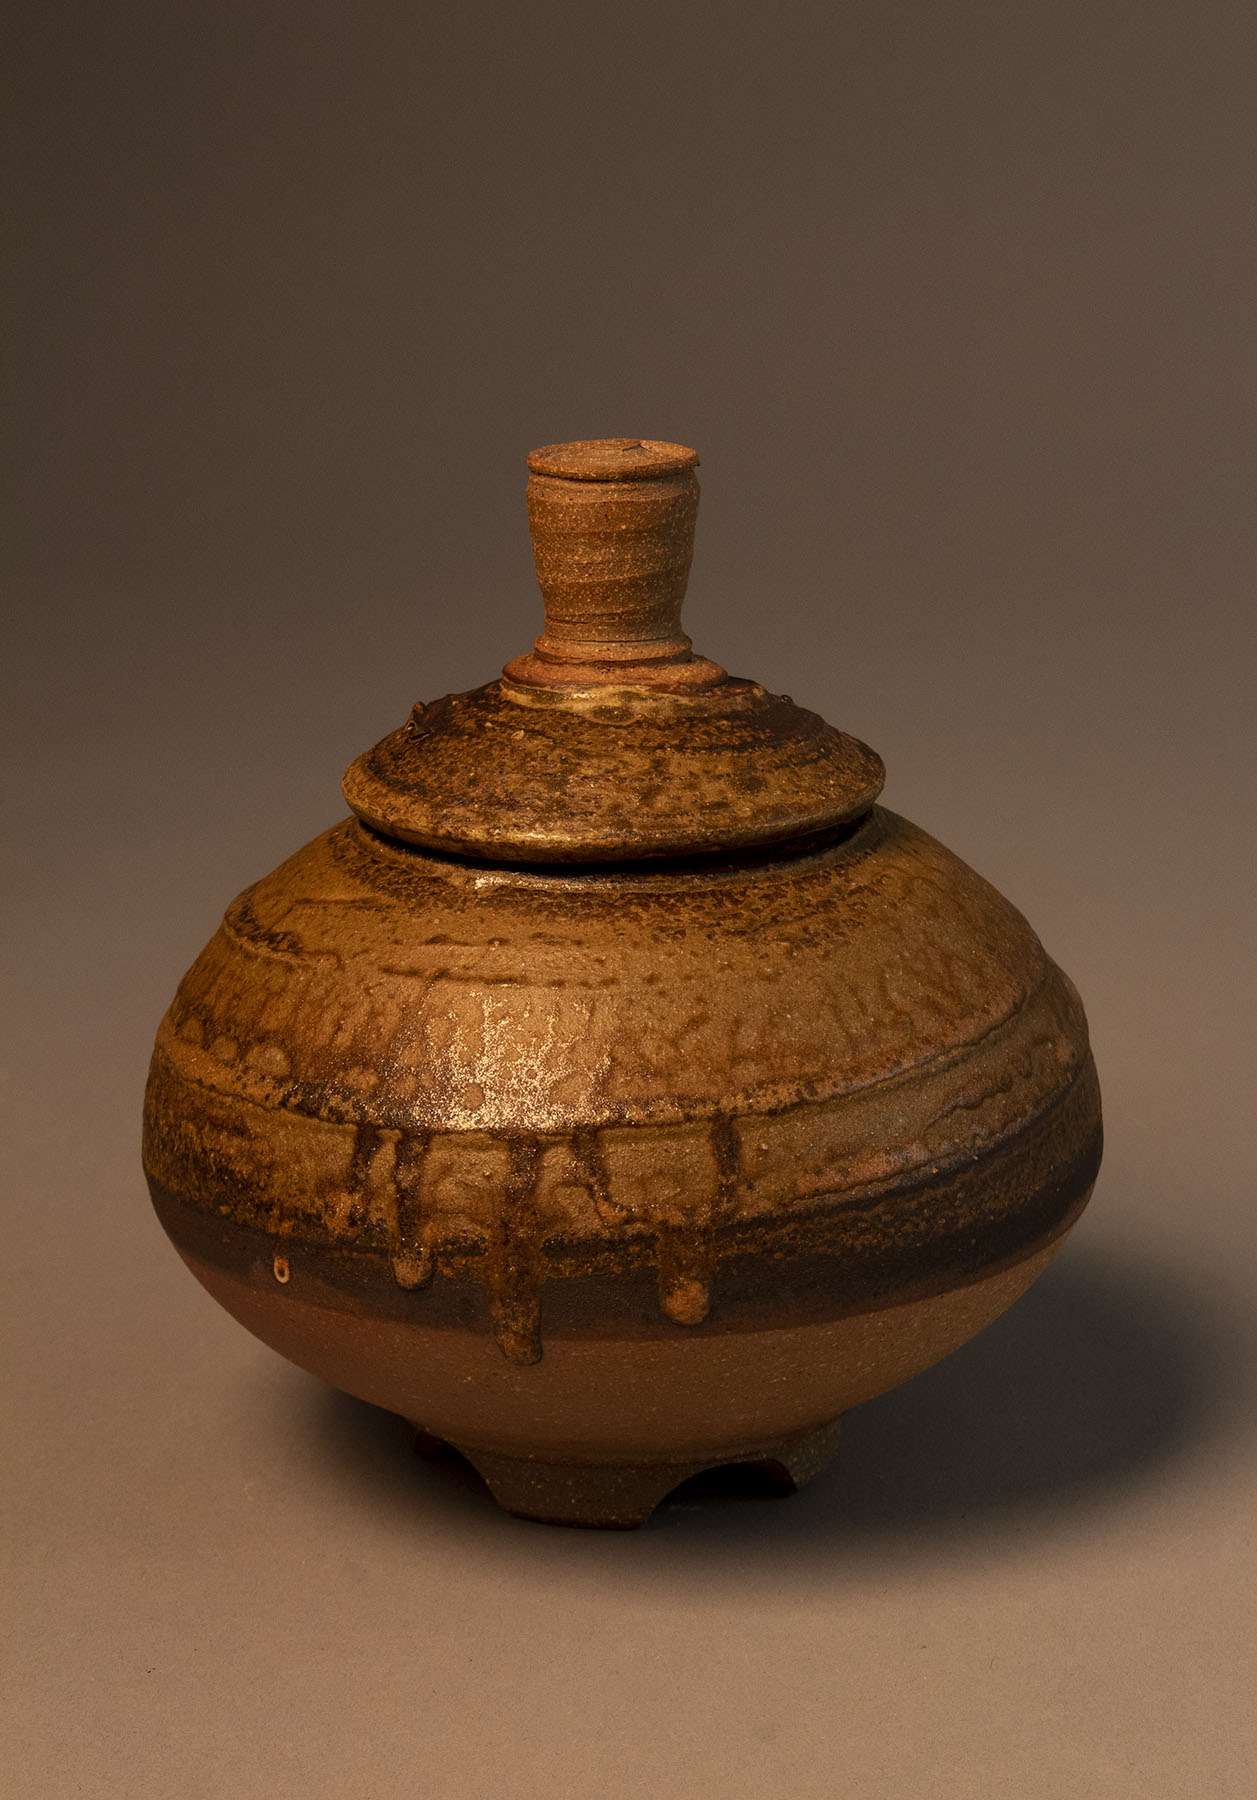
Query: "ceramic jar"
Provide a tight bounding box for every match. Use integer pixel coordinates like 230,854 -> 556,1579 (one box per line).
143,438 -> 1101,1526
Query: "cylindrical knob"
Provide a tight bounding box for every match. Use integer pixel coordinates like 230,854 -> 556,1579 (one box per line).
503,439 -> 726,690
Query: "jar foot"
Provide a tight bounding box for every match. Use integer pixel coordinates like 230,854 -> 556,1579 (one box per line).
413,1417 -> 842,1529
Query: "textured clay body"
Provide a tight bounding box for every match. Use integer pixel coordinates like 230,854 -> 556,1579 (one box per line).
144,439 -> 1101,1526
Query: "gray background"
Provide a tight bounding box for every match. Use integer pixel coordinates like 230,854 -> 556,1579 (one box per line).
5,3 -> 1255,1795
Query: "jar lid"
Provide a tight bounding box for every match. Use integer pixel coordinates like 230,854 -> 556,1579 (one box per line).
342,440 -> 884,862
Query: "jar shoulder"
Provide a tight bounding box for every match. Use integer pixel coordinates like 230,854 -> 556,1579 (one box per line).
147,808 -> 1088,1133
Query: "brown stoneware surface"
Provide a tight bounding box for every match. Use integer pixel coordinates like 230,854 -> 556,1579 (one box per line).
340,680 -> 886,860
141,441 -> 1101,1525
507,439 -> 725,689
11,12 -> 1253,1790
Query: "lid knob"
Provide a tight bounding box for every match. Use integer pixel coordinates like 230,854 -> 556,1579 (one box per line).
503,438 -> 726,690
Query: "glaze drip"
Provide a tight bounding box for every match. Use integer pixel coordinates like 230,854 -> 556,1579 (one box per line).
569,1126 -> 614,1224
655,1113 -> 741,1326
485,1137 -> 546,1364
389,1128 -> 434,1289
370,1115 -> 739,1358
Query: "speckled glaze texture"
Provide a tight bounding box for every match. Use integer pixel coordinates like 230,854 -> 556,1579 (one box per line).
143,438 -> 1101,1527
341,679 -> 885,861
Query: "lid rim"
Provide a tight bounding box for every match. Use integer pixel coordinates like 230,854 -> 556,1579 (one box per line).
341,679 -> 885,865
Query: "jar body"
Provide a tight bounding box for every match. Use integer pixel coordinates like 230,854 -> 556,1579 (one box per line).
143,807 -> 1101,1521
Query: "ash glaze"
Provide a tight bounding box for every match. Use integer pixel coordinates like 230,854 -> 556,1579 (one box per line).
143,438 -> 1101,1526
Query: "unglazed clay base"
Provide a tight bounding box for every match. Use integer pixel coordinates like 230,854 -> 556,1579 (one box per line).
175,1229 -> 1073,1526
439,1418 -> 846,1530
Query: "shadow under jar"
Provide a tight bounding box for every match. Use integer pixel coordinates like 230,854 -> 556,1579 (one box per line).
143,438 -> 1102,1528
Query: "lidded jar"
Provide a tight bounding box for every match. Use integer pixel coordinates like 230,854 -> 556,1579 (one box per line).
143,438 -> 1102,1527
